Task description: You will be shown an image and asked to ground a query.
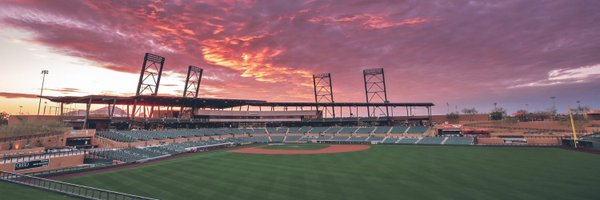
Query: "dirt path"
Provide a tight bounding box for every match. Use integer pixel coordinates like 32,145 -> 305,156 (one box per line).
230,144 -> 370,155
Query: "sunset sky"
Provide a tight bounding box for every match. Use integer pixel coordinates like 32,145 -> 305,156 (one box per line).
0,0 -> 599,115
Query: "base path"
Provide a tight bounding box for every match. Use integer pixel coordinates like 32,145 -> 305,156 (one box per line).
230,144 -> 370,155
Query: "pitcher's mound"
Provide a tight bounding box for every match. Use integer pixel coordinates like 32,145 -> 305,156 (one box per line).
230,144 -> 369,155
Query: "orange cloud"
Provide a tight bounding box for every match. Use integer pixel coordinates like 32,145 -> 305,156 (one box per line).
201,35 -> 313,84
310,14 -> 432,30
98,65 -> 139,74
363,16 -> 431,30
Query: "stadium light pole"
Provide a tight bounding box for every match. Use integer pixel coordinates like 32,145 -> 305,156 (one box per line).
37,70 -> 49,116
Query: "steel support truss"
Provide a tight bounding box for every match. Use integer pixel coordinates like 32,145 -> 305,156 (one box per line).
312,73 -> 335,118
363,68 -> 389,117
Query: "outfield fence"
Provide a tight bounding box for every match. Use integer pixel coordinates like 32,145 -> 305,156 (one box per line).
0,170 -> 158,200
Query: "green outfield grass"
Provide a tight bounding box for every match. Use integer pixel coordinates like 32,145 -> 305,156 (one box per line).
259,143 -> 329,150
45,146 -> 600,200
0,181 -> 74,200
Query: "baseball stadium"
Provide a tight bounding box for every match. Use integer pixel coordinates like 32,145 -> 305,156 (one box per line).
1,52 -> 599,200
2,1 -> 600,200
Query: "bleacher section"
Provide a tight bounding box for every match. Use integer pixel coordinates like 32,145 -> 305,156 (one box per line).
367,136 -> 384,141
269,128 -> 288,134
249,136 -> 270,143
356,127 -> 375,134
317,136 -> 332,141
97,131 -> 138,142
324,127 -> 342,134
348,136 -> 368,142
444,137 -> 474,145
330,136 -> 350,141
390,126 -> 408,134
398,138 -> 418,144
95,126 -> 479,156
417,137 -> 445,145
406,126 -> 429,134
338,127 -> 357,134
97,126 -> 433,144
382,138 -> 398,144
92,140 -> 232,162
270,136 -> 285,143
309,127 -> 329,134
284,136 -> 302,142
373,126 -> 391,134
288,127 -> 311,134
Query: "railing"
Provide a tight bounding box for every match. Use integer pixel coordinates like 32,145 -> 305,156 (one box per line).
25,165 -> 95,177
1,150 -> 85,164
0,170 -> 158,200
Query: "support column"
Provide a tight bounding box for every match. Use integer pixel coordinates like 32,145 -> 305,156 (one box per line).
405,106 -> 409,123
59,103 -> 64,121
83,98 -> 92,129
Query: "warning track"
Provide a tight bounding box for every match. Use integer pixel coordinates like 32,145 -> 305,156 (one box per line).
229,144 -> 370,155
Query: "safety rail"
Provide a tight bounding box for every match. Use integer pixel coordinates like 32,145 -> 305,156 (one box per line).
0,171 -> 158,200
1,150 -> 85,164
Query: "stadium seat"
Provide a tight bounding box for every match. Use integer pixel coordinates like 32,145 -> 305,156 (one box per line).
355,127 -> 375,134
382,137 -> 399,144
406,126 -> 429,134
398,138 -> 418,144
389,126 -> 408,134
443,137 -> 474,145
416,137 -> 444,145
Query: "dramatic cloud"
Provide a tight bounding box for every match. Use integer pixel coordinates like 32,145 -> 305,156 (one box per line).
44,87 -> 82,94
512,64 -> 600,88
0,0 -> 599,113
0,92 -> 38,99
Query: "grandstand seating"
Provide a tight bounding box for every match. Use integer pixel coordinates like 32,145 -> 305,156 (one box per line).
373,126 -> 391,134
324,127 -> 342,134
249,136 -> 270,143
310,127 -> 329,134
338,127 -> 357,134
147,146 -> 180,155
417,137 -> 445,145
252,128 -> 268,134
92,147 -> 169,163
330,136 -> 350,141
97,131 -> 137,142
268,128 -> 288,134
96,126 -> 479,153
317,136 -> 332,141
389,126 -> 408,134
284,136 -> 302,142
367,136 -> 384,141
270,136 -> 285,143
382,137 -> 398,144
398,138 -> 418,144
288,127 -> 311,134
355,127 -> 375,134
299,136 -> 315,141
348,136 -> 367,142
444,137 -> 474,145
406,126 -> 429,134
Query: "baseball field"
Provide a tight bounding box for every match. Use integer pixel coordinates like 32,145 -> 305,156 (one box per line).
4,144 -> 600,199
0,181 -> 72,199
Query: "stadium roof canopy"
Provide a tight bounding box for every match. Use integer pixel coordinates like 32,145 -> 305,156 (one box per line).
43,95 -> 433,109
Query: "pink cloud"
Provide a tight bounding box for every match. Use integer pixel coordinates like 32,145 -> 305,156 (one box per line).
0,0 -> 599,113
